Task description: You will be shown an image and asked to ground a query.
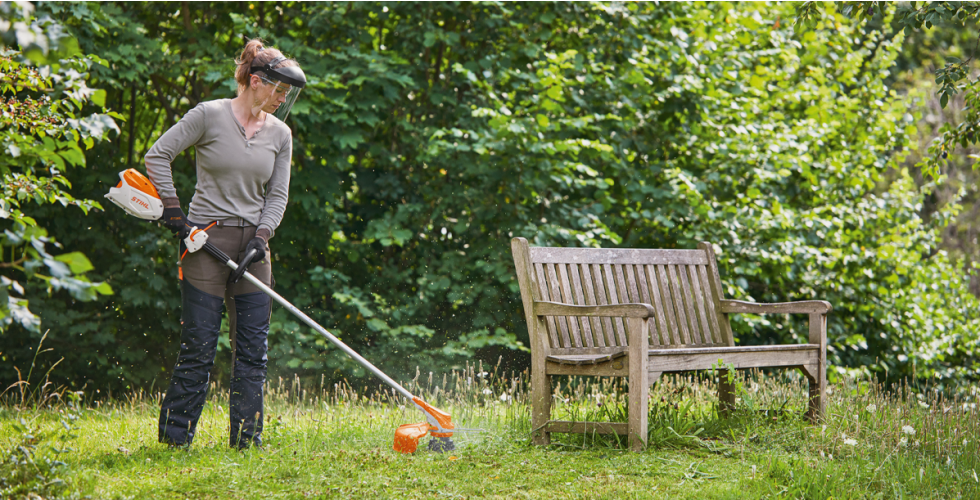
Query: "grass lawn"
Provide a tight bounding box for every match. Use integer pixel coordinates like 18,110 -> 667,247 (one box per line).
2,364 -> 978,499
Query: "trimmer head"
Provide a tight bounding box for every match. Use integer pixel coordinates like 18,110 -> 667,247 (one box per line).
427,436 -> 455,453
392,397 -> 456,453
392,423 -> 457,454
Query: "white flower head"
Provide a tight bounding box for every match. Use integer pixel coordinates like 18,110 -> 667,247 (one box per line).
865,404 -> 877,414
482,388 -> 492,395
918,401 -> 930,409
844,438 -> 858,446
899,437 -> 908,447
902,425 -> 916,436
500,393 -> 511,402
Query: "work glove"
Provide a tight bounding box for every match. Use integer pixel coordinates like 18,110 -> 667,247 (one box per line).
229,235 -> 267,284
161,201 -> 189,238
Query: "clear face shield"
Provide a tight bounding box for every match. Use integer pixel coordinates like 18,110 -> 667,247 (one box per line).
250,57 -> 306,122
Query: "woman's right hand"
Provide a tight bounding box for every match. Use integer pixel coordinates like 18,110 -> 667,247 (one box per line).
161,206 -> 188,237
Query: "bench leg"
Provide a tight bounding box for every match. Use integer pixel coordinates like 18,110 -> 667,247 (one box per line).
531,368 -> 552,445
627,318 -> 648,452
802,363 -> 825,423
805,313 -> 827,423
718,369 -> 736,418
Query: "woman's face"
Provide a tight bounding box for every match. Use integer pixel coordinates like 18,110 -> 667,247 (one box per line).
250,75 -> 290,115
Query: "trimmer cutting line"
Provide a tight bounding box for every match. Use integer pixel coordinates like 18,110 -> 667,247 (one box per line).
106,168 -> 475,453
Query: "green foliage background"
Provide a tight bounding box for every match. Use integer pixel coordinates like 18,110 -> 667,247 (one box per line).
2,2 -> 979,393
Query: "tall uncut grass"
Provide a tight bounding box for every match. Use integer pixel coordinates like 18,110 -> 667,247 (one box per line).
1,355 -> 978,499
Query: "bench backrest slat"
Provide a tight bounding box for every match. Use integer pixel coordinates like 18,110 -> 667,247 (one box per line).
590,263 -> 619,346
516,240 -> 734,354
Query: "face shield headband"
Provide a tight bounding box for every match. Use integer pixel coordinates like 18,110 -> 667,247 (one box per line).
250,56 -> 307,121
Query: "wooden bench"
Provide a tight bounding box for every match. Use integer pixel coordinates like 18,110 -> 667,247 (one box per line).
510,237 -> 831,451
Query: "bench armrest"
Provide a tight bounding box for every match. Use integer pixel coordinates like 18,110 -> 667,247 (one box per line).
533,301 -> 656,318
719,299 -> 832,315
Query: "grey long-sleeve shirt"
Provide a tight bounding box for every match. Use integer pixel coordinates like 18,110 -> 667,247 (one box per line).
144,98 -> 292,238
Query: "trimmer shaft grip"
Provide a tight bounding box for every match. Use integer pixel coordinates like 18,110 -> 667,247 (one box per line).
203,241 -> 231,263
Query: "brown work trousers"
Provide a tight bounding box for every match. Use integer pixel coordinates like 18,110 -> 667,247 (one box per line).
179,223 -> 273,359
180,223 -> 272,296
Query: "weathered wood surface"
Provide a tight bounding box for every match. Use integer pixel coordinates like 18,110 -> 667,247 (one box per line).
534,301 -> 656,318
545,351 -> 626,365
509,237 -> 832,449
648,349 -> 818,372
720,299 -> 833,314
530,247 -> 709,265
545,421 -> 628,435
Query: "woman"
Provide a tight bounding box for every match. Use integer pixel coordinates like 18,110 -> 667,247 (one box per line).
145,39 -> 305,449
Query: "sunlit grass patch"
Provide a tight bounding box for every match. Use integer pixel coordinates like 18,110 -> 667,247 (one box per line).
1,361 -> 978,499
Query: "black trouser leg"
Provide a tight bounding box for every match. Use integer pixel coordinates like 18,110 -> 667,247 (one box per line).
229,290 -> 271,448
158,281 -> 224,445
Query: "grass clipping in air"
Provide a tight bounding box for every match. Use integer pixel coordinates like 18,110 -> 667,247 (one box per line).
1,360 -> 978,499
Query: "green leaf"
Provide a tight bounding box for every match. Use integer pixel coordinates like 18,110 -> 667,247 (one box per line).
91,89 -> 107,107
93,282 -> 113,295
58,147 -> 86,167
54,252 -> 94,274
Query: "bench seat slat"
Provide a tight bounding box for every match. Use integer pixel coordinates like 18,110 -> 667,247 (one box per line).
546,344 -> 817,365
546,350 -> 627,365
648,344 -> 818,356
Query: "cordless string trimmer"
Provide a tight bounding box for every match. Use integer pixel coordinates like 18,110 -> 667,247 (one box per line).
106,168 -> 465,453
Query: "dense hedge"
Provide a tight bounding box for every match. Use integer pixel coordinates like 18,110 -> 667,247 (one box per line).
2,2 -> 978,393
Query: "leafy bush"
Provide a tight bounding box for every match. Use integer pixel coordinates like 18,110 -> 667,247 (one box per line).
0,5 -> 115,334
1,2 -> 977,391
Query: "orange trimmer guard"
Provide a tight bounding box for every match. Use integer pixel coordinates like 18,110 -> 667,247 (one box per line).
393,422 -> 430,453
